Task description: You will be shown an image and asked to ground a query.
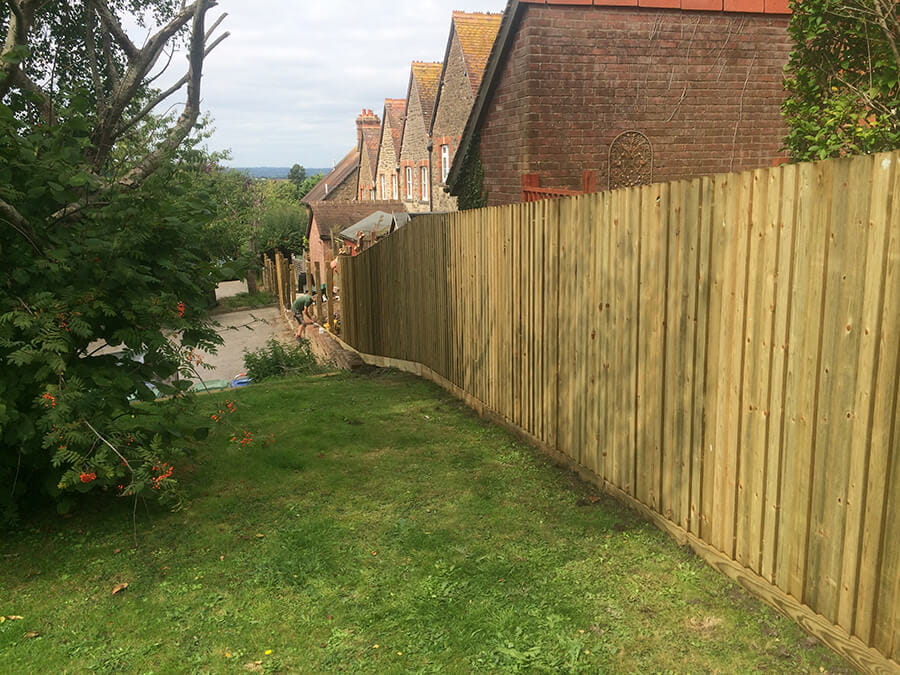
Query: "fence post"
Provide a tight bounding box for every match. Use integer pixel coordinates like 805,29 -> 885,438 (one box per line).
274,251 -> 285,312
326,264 -> 334,331
314,261 -> 324,324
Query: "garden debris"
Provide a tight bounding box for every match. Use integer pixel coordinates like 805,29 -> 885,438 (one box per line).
111,582 -> 129,595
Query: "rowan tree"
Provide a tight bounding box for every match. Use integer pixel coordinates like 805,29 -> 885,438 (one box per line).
0,0 -> 230,523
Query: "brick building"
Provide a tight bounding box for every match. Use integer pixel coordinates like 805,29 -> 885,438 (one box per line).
305,200 -> 407,279
430,11 -> 503,212
398,62 -> 442,213
355,109 -> 381,201
375,98 -> 407,201
447,0 -> 793,207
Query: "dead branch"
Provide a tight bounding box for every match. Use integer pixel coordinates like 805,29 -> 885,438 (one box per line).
116,28 -> 228,138
92,0 -> 139,61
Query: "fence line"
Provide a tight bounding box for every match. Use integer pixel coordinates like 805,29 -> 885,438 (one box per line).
340,151 -> 899,672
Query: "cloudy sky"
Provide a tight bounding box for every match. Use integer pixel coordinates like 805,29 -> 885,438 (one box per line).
170,0 -> 508,168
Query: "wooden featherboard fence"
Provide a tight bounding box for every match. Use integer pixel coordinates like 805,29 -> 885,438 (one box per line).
339,151 -> 900,673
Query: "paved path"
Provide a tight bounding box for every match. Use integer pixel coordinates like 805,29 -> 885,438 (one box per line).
191,284 -> 293,386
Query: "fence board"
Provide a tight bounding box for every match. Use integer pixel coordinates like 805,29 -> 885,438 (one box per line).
855,152 -> 899,646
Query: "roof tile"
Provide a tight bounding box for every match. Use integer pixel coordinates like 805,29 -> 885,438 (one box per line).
452,11 -> 503,94
384,98 -> 407,158
411,62 -> 443,130
306,200 -> 408,239
301,147 -> 358,203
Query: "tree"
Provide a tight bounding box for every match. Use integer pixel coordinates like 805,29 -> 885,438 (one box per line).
0,1 -> 229,522
298,173 -> 324,199
287,163 -> 306,188
783,0 -> 899,160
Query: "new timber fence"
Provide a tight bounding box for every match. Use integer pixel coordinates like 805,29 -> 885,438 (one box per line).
339,151 -> 899,673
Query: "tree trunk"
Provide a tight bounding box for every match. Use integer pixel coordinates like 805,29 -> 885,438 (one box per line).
246,267 -> 258,294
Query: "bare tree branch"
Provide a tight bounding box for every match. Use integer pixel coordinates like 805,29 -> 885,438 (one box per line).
118,1 -> 213,187
87,0 -> 217,171
92,0 -> 139,61
0,196 -> 43,254
116,28 -> 228,138
84,3 -> 105,115
9,67 -> 53,122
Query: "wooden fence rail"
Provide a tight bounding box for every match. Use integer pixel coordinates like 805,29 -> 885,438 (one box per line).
340,151 -> 899,673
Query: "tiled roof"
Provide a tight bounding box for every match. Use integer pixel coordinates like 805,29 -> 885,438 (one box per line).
452,11 -> 503,94
307,200 -> 408,240
301,147 -> 358,204
384,98 -> 407,158
518,0 -> 789,13
411,62 -> 442,130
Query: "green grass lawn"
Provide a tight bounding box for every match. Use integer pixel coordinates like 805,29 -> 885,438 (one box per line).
212,290 -> 277,314
1,371 -> 852,673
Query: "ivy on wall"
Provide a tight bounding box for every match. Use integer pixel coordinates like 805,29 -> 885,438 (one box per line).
455,134 -> 488,211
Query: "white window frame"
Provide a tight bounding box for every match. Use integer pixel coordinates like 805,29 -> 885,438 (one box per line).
379,174 -> 385,200
440,144 -> 450,182
421,165 -> 429,202
391,174 -> 398,200
405,166 -> 413,200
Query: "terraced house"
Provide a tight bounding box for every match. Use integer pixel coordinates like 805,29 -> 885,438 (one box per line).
355,109 -> 381,201
398,61 -> 442,212
430,11 -> 503,212
375,98 -> 407,201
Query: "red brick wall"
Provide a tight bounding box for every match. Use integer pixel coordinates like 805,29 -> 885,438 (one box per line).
475,6 -> 791,206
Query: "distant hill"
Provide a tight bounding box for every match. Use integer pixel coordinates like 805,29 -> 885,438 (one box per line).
232,167 -> 331,180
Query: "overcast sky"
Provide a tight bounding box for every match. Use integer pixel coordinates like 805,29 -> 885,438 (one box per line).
165,0 -> 508,168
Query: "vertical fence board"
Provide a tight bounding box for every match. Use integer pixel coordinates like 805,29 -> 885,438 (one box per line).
761,164 -> 795,583
546,200 -> 560,450
736,168 -> 774,573
854,152 -> 899,645
636,184 -> 664,510
778,160 -> 831,602
689,177 -> 713,537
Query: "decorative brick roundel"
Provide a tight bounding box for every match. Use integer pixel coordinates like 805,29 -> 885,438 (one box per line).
608,131 -> 653,190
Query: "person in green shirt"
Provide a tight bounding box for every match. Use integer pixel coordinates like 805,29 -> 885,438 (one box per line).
291,289 -> 316,339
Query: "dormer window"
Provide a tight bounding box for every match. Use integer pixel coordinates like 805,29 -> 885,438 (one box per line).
441,144 -> 450,182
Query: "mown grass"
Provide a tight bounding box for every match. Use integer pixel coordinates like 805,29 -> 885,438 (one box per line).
1,371 -> 853,673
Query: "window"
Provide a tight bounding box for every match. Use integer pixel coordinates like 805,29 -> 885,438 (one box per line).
379,175 -> 385,199
405,166 -> 413,200
440,144 -> 450,182
421,166 -> 429,202
391,174 -> 398,200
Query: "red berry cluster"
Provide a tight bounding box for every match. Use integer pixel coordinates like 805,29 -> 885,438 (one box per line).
42,392 -> 57,408
79,472 -> 97,483
176,301 -> 186,318
230,430 -> 253,446
150,463 -> 174,490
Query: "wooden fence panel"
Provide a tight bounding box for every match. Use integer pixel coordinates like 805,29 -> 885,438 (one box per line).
338,152 -> 900,672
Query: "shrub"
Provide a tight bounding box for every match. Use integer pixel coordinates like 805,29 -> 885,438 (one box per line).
243,339 -> 320,382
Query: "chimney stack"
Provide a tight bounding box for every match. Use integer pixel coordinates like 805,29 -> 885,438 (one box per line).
356,108 -> 381,147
